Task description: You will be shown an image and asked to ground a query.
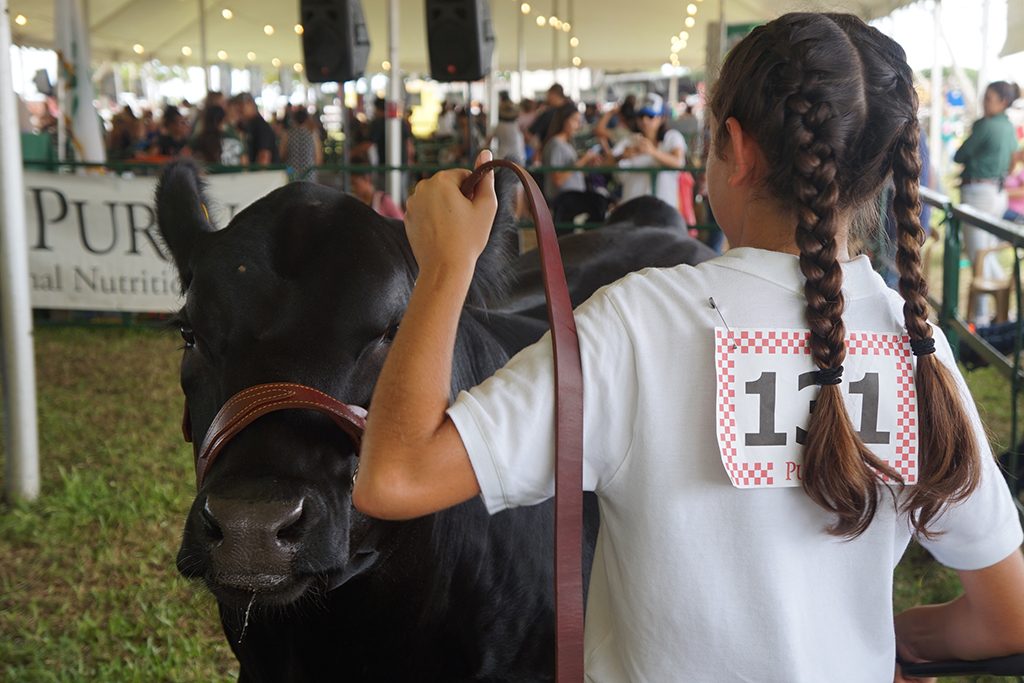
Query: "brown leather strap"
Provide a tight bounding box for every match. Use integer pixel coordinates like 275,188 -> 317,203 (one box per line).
461,160 -> 584,683
192,383 -> 367,488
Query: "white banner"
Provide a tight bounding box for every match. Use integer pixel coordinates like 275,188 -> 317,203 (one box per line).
26,170 -> 288,312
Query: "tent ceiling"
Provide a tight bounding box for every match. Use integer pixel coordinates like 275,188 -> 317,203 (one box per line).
10,0 -> 919,75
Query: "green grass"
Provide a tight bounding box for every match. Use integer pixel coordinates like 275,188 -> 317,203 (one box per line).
0,327 -> 236,682
0,326 -> 1020,681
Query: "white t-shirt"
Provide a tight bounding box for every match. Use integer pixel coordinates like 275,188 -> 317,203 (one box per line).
447,247 -> 1022,682
613,129 -> 687,208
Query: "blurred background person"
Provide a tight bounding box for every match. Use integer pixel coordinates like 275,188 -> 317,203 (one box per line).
954,80 -> 1020,324
235,92 -> 280,166
282,108 -> 323,182
190,105 -> 246,166
612,93 -> 686,210
488,92 -> 525,163
542,102 -> 600,202
349,153 -> 404,220
152,105 -> 191,158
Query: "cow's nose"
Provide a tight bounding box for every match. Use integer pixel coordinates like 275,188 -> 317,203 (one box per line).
202,495 -> 307,578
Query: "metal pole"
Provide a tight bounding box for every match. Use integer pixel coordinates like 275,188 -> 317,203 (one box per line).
198,0 -> 209,91
386,0 -> 402,199
340,94 -> 351,192
487,50 -> 498,131
516,4 -> 525,101
929,0 -> 943,190
978,0 -> 991,100
0,0 -> 41,502
551,0 -> 558,74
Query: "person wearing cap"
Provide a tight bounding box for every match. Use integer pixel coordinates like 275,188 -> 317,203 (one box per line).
612,93 -> 687,210
487,91 -> 526,164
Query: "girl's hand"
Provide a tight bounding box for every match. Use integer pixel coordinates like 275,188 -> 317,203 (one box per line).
404,150 -> 498,274
635,136 -> 656,155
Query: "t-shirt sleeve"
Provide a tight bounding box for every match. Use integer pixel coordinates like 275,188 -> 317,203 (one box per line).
547,140 -> 578,168
663,129 -> 686,155
446,285 -> 639,514
915,327 -> 1024,570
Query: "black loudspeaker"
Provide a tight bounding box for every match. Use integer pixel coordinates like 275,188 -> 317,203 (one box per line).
425,0 -> 495,82
300,0 -> 371,83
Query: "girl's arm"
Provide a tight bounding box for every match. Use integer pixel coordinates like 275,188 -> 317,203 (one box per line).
352,151 -> 497,520
895,550 -> 1024,661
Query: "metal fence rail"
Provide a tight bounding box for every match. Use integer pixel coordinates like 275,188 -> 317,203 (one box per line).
920,186 -> 1023,507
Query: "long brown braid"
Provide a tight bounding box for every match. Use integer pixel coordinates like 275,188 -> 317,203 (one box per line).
892,114 -> 981,535
711,13 -> 980,537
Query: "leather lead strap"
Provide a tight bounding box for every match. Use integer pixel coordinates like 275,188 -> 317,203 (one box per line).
461,160 -> 585,683
193,383 -> 367,489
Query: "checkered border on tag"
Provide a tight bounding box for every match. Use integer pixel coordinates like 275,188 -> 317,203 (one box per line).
715,329 -> 916,488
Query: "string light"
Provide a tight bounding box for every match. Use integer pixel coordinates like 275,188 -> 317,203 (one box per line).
271,57 -> 282,68
14,14 -> 27,26
181,46 -> 192,56
535,15 -> 546,25
247,51 -> 256,61
293,63 -> 304,73
217,50 -> 228,60
561,23 -> 570,32
294,24 -> 304,34
132,44 -> 145,54
570,36 -> 579,47
382,60 -> 391,71
221,8 -> 233,19
263,24 -> 275,35
572,56 -> 581,67
684,16 -> 695,27
687,3 -> 697,15
520,2 -> 531,14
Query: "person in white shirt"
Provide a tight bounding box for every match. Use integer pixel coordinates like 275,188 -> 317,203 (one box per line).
613,92 -> 687,209
353,12 -> 1024,681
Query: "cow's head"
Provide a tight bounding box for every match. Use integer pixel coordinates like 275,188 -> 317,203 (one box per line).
157,162 -> 517,608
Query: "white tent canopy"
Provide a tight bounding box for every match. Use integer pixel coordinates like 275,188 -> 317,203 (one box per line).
9,0 -> 918,75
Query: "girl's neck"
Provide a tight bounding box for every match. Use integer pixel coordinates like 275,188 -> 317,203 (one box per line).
729,196 -> 851,261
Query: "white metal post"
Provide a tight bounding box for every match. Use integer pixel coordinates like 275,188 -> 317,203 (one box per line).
516,5 -> 525,101
386,0 -> 401,199
0,0 -> 41,502
929,0 -> 943,189
198,0 -> 209,91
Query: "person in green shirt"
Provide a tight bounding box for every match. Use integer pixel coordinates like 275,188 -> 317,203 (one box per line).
954,80 -> 1020,324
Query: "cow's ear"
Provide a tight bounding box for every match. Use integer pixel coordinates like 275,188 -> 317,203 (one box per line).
155,160 -> 216,291
466,167 -> 520,306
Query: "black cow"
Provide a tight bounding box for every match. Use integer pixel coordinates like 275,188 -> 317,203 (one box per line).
497,196 -> 718,319
157,162 -> 711,681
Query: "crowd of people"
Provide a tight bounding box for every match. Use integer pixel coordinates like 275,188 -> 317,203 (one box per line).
93,74 -> 1023,269
105,91 -> 323,181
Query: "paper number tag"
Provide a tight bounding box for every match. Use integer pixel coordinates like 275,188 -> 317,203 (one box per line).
714,328 -> 918,489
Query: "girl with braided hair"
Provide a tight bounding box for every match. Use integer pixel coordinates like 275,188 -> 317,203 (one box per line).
354,12 -> 1024,680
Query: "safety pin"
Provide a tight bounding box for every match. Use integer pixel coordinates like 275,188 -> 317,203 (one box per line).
709,297 -> 737,350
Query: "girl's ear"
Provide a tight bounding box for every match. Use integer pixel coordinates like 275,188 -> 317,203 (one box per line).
724,117 -> 761,187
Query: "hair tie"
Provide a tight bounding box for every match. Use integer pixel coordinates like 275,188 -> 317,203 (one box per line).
814,365 -> 843,386
910,337 -> 936,356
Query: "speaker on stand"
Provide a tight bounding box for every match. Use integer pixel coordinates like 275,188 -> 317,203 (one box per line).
426,0 -> 496,164
300,0 -> 371,191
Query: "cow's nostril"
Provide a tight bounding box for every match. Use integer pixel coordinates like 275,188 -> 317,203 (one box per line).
201,498 -> 224,541
275,497 -> 305,542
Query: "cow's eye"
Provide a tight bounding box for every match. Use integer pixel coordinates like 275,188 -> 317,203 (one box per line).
180,326 -> 196,348
382,324 -> 398,343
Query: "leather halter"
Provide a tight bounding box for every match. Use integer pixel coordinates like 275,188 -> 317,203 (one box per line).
183,384 -> 367,489
178,159 -> 585,682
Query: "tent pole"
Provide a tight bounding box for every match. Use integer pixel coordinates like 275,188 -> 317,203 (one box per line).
516,3 -> 525,101
198,0 -> 209,91
978,0 -> 991,100
0,0 -> 41,503
929,0 -> 943,190
386,0 -> 402,200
